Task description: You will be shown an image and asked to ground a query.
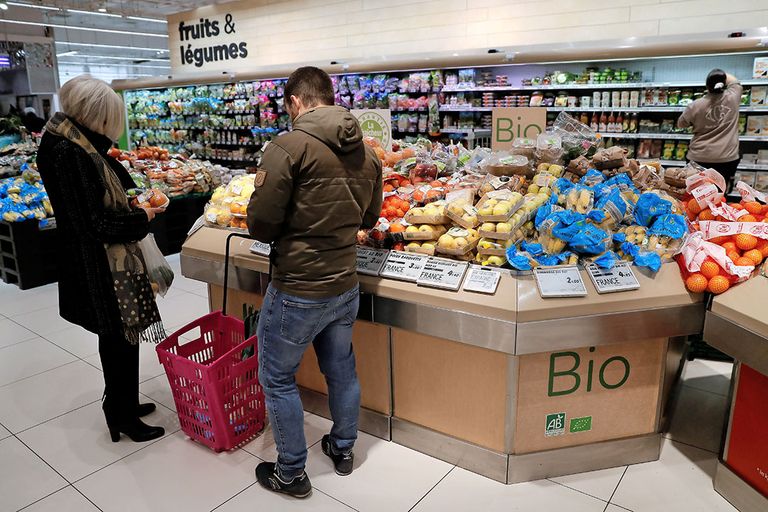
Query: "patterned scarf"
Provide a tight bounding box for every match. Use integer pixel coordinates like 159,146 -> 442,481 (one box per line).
45,113 -> 165,344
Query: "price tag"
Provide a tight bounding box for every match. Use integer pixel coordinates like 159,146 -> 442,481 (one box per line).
533,266 -> 588,298
586,262 -> 640,294
356,247 -> 389,276
249,241 -> 271,257
416,257 -> 468,291
463,266 -> 502,294
380,251 -> 428,282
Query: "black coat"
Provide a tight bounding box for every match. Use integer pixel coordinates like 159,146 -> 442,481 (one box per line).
37,119 -> 150,338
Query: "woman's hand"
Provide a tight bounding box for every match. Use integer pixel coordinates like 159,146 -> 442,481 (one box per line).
140,206 -> 165,222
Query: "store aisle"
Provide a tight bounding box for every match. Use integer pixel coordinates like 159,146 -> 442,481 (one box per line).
0,256 -> 738,512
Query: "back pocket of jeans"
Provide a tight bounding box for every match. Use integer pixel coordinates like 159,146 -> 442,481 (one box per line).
279,300 -> 327,345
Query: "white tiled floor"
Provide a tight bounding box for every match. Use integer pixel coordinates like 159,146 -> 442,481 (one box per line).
0,255 -> 739,512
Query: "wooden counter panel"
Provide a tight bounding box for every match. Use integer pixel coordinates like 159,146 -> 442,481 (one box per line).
711,276 -> 768,339
209,285 -> 391,415
514,338 -> 666,454
392,328 -> 508,453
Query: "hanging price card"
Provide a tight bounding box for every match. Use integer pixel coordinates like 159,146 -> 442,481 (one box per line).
356,247 -> 389,276
416,257 -> 469,291
380,251 -> 428,282
463,266 -> 502,295
249,241 -> 271,257
586,262 -> 640,294
533,266 -> 588,298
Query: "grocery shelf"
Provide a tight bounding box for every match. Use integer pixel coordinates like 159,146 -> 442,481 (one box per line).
440,128 -> 492,136
736,162 -> 768,171
598,132 -> 693,140
739,135 -> 768,142
440,79 -> 768,93
439,105 -> 768,113
641,159 -> 768,171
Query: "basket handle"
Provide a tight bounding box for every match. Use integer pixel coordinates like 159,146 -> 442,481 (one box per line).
223,232 -> 252,317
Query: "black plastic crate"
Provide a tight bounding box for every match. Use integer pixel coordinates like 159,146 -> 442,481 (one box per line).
0,219 -> 59,290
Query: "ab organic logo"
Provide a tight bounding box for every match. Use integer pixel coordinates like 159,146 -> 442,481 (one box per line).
179,13 -> 249,68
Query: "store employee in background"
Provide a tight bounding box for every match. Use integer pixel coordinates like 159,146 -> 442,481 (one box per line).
247,66 -> 383,499
678,68 -> 742,190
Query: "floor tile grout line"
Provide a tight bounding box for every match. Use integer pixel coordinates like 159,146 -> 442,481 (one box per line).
72,485 -> 105,512
208,482 -> 259,512
0,333 -> 40,351
546,477 -> 611,505
13,432 -> 76,487
13,483 -> 71,511
313,486 -> 361,511
71,427 -> 183,485
407,465 -> 456,512
661,435 -> 719,455
603,465 -> 628,512
14,398 -> 104,436
680,382 -> 730,398
0,359 -> 80,390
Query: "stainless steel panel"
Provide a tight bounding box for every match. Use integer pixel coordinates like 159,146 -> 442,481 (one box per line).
298,387 -> 391,441
715,461 -> 768,512
722,363 -> 740,462
391,418 -> 509,483
374,297 -> 516,355
704,312 -> 768,376
508,433 -> 661,484
658,337 -> 687,432
515,304 -> 705,354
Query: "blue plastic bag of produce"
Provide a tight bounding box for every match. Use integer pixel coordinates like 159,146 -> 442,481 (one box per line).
579,169 -> 605,187
648,214 -> 687,240
506,246 -> 534,271
633,192 -> 673,227
569,223 -> 611,254
620,241 -> 662,272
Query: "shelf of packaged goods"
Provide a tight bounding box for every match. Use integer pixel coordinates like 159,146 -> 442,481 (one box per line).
440,128 -> 492,136
439,105 -> 768,113
207,156 -> 258,164
598,132 -> 692,140
205,141 -> 262,147
392,108 -> 430,113
133,125 -> 260,131
736,162 -> 768,171
440,79 -> 768,93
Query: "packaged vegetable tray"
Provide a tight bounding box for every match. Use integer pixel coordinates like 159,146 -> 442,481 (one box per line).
476,190 -> 524,223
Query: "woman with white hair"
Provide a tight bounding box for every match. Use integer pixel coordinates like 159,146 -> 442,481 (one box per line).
37,75 -> 166,443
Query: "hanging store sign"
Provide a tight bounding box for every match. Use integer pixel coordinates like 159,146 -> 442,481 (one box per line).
491,107 -> 547,151
351,109 -> 392,150
168,4 -> 254,73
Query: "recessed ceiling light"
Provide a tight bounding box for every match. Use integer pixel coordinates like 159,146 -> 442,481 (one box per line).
68,9 -> 122,18
126,16 -> 167,24
0,3 -> 8,10
98,7 -> 107,12
0,18 -> 168,38
7,2 -> 60,10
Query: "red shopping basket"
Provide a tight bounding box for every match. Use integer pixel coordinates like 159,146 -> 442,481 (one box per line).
156,234 -> 266,452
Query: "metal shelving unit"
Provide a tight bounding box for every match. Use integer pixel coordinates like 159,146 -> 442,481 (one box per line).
440,79 -> 768,93
440,105 -> 768,113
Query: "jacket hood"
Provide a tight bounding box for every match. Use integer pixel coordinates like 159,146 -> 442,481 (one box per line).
293,105 -> 363,154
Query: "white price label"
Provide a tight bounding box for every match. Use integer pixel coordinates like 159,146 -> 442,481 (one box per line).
533,266 -> 588,298
356,247 -> 389,276
416,257 -> 468,291
249,241 -> 271,256
380,251 -> 428,282
586,262 -> 640,294
463,267 -> 502,294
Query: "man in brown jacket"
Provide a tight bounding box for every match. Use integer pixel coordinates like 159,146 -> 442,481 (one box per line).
247,66 -> 382,499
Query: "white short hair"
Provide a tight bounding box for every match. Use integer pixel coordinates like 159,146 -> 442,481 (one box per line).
59,74 -> 125,141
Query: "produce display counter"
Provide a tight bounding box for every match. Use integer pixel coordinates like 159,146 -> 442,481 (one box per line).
703,277 -> 768,512
180,226 -> 704,484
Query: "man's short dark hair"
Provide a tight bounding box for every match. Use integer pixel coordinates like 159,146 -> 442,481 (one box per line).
285,66 -> 335,108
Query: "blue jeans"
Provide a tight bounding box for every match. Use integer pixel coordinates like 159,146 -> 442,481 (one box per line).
257,283 -> 361,479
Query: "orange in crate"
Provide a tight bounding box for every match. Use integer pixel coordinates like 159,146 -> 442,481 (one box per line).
744,249 -> 764,266
685,273 -> 708,293
708,276 -> 731,294
735,233 -> 758,251
721,241 -> 737,252
698,209 -> 716,221
743,201 -> 763,215
700,260 -> 721,279
757,240 -> 768,258
687,200 -> 703,216
741,214 -> 757,223
735,257 -> 755,267
709,236 -> 731,245
727,250 -> 742,263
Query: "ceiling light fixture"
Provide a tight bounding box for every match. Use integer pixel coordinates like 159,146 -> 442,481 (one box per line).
98,7 -> 107,12
67,9 -> 122,18
57,54 -> 169,62
126,16 -> 167,24
59,42 -> 168,52
0,3 -> 8,10
7,2 -> 60,10
56,50 -> 79,57
0,19 -> 168,38
57,60 -> 171,70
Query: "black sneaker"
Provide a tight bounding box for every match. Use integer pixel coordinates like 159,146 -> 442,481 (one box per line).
255,462 -> 312,499
321,434 -> 354,476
